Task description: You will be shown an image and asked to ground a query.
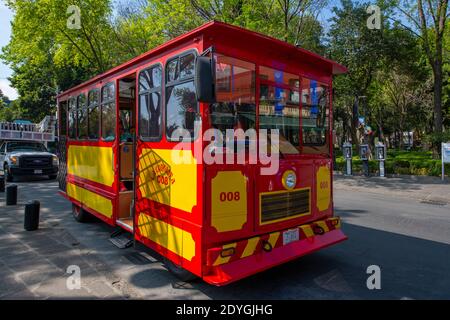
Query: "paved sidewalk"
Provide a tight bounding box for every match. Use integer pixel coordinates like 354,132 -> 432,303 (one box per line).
0,195 -> 134,299
0,182 -> 141,300
0,178 -> 208,300
334,174 -> 450,206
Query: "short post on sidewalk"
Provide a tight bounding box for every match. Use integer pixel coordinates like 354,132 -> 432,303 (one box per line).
359,144 -> 370,177
0,175 -> 4,193
6,184 -> 17,205
375,143 -> 386,178
24,200 -> 40,231
343,142 -> 353,176
442,142 -> 450,182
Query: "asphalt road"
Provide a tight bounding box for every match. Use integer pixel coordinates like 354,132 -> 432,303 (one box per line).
1,178 -> 449,299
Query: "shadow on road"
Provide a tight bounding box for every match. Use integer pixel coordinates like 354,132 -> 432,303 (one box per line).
127,224 -> 450,300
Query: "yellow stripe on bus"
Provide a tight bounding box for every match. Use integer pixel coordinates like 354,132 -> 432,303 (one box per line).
66,183 -> 113,218
241,237 -> 260,258
268,232 -> 280,248
300,225 -> 314,238
68,146 -> 115,187
138,213 -> 196,261
214,243 -> 237,266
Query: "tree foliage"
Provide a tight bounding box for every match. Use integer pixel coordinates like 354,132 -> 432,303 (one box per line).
0,0 -> 448,149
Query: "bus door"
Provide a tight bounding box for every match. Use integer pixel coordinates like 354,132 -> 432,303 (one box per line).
116,75 -> 137,231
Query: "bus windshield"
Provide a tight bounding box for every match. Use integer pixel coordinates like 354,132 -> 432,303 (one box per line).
209,54 -> 329,156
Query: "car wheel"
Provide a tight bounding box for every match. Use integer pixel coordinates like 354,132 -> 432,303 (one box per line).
4,164 -> 13,182
163,257 -> 197,282
72,204 -> 92,223
48,175 -> 57,180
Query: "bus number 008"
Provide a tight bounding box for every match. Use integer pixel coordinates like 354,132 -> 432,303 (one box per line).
320,181 -> 329,189
220,192 -> 241,202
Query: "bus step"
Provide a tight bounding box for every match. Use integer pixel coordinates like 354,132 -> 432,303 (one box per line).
109,235 -> 133,249
110,227 -> 124,238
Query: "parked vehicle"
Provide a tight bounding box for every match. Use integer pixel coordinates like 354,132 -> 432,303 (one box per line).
0,141 -> 59,182
57,21 -> 347,285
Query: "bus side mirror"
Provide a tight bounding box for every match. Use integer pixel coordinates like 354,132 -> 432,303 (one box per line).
195,56 -> 216,103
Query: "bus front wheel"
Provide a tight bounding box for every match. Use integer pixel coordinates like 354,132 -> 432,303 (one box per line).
164,257 -> 197,282
72,204 -> 92,223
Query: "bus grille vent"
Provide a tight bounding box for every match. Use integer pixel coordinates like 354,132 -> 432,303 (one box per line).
260,189 -> 310,223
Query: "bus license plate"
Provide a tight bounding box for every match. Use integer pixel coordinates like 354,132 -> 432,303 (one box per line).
283,229 -> 299,246
34,170 -> 43,174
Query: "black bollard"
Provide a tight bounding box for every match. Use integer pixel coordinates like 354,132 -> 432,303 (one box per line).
0,176 -> 4,192
6,184 -> 17,205
24,200 -> 40,231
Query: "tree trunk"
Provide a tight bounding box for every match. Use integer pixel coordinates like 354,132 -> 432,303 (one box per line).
433,60 -> 443,135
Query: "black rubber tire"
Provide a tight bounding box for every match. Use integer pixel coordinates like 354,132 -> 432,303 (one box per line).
48,175 -> 57,180
164,257 -> 197,282
4,164 -> 13,182
72,204 -> 92,223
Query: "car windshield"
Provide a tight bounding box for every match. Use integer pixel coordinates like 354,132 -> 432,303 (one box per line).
7,142 -> 47,152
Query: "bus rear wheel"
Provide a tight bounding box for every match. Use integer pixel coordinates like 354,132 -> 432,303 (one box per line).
72,204 -> 92,223
164,258 -> 197,282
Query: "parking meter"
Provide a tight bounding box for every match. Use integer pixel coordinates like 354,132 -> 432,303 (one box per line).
359,144 -> 370,177
343,142 -> 352,176
375,143 -> 386,177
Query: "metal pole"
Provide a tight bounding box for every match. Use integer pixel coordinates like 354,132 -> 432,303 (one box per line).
346,159 -> 352,176
363,160 -> 369,177
380,160 -> 385,178
443,143 -> 445,182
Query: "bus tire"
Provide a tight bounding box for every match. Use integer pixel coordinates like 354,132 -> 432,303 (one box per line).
48,175 -> 57,180
72,204 -> 92,223
164,258 -> 197,282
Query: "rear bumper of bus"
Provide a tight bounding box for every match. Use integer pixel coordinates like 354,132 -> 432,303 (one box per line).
203,217 -> 347,286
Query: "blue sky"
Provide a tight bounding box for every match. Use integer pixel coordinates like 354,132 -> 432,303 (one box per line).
0,1 -> 17,100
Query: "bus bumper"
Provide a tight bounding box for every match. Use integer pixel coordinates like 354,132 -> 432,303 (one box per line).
203,217 -> 347,286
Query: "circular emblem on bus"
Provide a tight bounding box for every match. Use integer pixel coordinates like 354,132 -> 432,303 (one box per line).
282,170 -> 297,190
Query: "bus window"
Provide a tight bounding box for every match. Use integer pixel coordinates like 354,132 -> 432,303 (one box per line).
101,83 -> 116,141
302,79 -> 329,150
59,100 -> 68,136
258,66 -> 300,154
68,97 -> 77,139
166,52 -> 197,141
88,90 -> 99,140
77,93 -> 88,140
210,55 -> 256,135
139,65 -> 162,140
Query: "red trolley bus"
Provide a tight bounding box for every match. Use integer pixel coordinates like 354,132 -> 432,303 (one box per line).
57,21 -> 348,286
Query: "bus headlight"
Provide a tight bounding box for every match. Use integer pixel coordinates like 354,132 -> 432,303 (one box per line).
52,155 -> 59,166
9,156 -> 18,165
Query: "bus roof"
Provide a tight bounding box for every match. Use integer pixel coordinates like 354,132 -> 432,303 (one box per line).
58,20 -> 347,98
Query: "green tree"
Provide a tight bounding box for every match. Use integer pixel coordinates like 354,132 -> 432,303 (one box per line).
393,0 -> 449,145
328,0 -> 429,150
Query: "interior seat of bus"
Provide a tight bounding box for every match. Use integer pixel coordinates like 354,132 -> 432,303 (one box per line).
117,75 -> 136,230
